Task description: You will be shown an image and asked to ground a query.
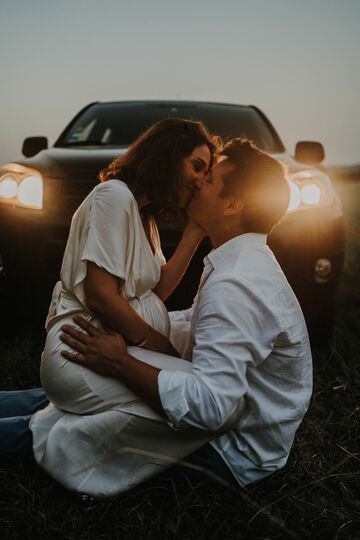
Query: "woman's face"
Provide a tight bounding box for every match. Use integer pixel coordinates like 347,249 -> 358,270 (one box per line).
177,144 -> 212,208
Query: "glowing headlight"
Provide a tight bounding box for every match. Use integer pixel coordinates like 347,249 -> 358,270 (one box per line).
18,175 -> 43,208
287,169 -> 334,213
0,165 -> 43,209
0,175 -> 18,199
301,184 -> 321,205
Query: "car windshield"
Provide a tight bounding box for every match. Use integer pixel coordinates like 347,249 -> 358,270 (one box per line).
56,102 -> 283,152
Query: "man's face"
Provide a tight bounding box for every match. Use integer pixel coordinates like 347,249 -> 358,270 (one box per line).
187,159 -> 236,228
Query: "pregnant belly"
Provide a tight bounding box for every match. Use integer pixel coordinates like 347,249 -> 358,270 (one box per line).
40,290 -> 170,413
40,310 -> 103,411
40,308 -> 189,418
128,290 -> 170,337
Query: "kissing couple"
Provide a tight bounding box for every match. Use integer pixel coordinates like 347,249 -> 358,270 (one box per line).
1,118 -> 312,497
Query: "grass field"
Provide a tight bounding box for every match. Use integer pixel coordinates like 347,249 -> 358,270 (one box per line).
1,175 -> 360,540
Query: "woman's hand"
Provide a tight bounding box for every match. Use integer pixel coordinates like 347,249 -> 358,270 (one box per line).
143,326 -> 181,357
182,217 -> 207,243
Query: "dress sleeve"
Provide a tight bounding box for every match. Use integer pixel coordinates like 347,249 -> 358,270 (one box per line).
81,181 -> 135,280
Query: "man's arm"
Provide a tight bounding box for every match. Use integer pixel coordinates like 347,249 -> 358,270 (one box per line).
62,274 -> 273,431
61,315 -> 245,433
157,275 -> 277,431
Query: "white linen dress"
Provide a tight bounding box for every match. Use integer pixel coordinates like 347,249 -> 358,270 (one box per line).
40,178 -> 193,419
31,179 -> 214,497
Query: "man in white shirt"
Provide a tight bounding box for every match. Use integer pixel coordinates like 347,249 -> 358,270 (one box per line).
58,138 -> 313,489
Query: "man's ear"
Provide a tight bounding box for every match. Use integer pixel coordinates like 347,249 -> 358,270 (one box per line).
224,197 -> 243,216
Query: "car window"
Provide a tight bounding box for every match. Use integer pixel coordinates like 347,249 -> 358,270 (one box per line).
58,103 -> 283,152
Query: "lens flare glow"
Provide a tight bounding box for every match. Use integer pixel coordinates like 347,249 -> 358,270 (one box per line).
301,184 -> 321,205
287,181 -> 301,211
0,177 -> 18,199
17,175 -> 43,208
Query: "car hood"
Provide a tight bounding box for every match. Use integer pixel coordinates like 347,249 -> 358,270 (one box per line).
9,147 -> 127,178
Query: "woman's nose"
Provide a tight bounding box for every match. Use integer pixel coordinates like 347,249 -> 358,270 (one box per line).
195,169 -> 210,189
194,177 -> 204,190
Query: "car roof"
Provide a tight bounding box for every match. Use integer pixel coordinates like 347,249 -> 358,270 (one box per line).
94,100 -> 254,109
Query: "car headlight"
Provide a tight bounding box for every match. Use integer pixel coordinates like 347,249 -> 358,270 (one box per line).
0,164 -> 43,209
286,169 -> 334,213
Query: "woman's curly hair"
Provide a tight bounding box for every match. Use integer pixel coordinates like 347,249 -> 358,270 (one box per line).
99,118 -> 220,223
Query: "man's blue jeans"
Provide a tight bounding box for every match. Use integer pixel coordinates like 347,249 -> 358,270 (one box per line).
0,388 -> 237,486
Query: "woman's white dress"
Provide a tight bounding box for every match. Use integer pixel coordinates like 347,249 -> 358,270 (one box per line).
30,179 -> 212,497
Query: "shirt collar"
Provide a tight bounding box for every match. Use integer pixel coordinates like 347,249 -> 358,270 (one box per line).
205,233 -> 267,271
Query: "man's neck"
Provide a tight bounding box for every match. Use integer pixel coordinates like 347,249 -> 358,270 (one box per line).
208,226 -> 246,249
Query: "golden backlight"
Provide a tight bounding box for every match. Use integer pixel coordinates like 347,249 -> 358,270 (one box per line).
288,181 -> 301,211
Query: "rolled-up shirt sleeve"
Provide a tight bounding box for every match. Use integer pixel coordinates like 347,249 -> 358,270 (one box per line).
158,273 -> 279,431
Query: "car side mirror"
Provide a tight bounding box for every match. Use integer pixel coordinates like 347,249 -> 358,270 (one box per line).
22,137 -> 48,157
294,141 -> 325,165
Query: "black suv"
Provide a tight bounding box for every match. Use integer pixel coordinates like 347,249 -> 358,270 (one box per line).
0,101 -> 345,341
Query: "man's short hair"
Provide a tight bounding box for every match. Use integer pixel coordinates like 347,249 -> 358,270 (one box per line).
221,138 -> 289,234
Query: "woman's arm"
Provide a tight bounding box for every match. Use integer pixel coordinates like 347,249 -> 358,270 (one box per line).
84,262 -> 180,357
153,219 -> 206,302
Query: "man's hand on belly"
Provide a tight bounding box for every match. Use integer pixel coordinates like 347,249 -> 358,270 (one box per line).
60,316 -> 127,379
60,316 -> 164,415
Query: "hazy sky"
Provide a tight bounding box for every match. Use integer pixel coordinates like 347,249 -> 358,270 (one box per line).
1,0 -> 359,166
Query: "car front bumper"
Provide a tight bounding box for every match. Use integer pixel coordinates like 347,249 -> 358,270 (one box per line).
268,208 -> 345,288
268,208 -> 345,337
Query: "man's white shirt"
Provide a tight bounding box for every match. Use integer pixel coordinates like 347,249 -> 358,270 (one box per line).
158,233 -> 313,486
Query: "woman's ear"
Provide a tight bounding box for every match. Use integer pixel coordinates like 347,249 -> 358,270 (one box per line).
224,197 -> 243,216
